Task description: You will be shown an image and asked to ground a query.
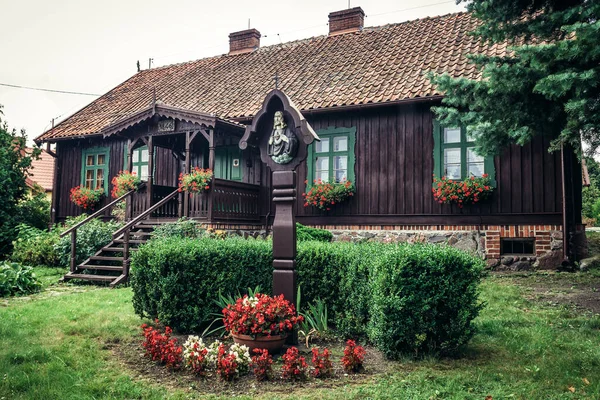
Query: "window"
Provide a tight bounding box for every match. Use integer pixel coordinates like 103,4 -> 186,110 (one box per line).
307,126 -> 356,185
81,147 -> 109,194
124,146 -> 151,181
501,238 -> 535,255
215,146 -> 243,181
433,121 -> 495,183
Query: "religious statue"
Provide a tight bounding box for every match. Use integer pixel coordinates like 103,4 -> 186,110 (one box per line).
267,111 -> 298,164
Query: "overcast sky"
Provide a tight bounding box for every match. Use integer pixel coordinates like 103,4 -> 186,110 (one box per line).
0,0 -> 465,143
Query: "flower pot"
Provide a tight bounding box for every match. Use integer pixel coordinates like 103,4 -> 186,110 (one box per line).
231,333 -> 287,354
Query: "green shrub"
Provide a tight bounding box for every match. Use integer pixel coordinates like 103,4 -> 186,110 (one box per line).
130,237 -> 272,332
55,217 -> 122,267
367,244 -> 484,358
16,191 -> 51,231
151,218 -> 206,240
0,261 -> 42,297
131,237 -> 484,358
296,223 -> 333,242
11,224 -> 60,267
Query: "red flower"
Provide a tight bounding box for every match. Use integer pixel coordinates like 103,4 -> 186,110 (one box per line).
341,340 -> 365,373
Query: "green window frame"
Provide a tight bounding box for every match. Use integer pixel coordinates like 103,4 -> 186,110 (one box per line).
307,126 -> 356,186
81,147 -> 110,195
433,121 -> 495,185
123,145 -> 151,181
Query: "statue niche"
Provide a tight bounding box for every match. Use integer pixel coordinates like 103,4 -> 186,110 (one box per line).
267,111 -> 298,165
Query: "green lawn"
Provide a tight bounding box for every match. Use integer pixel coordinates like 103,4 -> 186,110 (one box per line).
1,269 -> 599,399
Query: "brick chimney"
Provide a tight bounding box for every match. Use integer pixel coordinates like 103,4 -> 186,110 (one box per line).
328,7 -> 365,36
229,28 -> 261,55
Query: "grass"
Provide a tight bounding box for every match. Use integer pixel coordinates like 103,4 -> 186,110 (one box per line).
1,270 -> 599,399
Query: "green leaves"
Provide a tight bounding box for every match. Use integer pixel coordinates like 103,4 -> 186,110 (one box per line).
431,0 -> 600,157
0,262 -> 42,297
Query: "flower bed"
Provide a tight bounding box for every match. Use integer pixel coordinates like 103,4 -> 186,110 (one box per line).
70,185 -> 104,210
178,167 -> 213,194
303,179 -> 354,211
432,174 -> 493,207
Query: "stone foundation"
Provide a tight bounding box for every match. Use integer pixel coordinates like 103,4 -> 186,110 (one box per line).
319,224 -> 565,271
205,222 -> 568,271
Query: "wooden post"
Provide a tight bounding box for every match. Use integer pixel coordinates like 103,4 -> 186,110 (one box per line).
126,139 -> 134,221
208,129 -> 215,171
123,229 -> 130,278
272,170 -> 297,345
50,143 -> 60,225
70,230 -> 77,273
147,136 -> 154,211
184,131 -> 191,217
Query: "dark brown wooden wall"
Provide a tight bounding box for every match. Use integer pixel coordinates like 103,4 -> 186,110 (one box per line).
53,101 -> 580,227
288,101 -> 571,225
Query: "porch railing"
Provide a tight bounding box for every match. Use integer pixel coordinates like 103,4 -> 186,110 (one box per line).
60,183 -> 146,275
211,179 -> 260,222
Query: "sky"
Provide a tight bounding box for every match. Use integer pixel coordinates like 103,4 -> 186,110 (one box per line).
0,0 -> 466,143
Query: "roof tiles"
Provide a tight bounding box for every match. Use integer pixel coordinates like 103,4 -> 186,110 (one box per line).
38,12 -> 503,141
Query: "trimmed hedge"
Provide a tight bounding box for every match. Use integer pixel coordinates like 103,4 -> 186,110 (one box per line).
131,238 -> 484,357
296,223 -> 333,242
368,245 -> 484,358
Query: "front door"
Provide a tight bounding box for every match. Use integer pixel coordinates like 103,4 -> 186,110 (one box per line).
214,146 -> 243,181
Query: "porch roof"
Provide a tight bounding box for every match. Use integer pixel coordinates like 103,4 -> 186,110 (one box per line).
100,102 -> 245,138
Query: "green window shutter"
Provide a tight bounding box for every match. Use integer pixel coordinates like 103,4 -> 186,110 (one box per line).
307,126 -> 356,187
81,147 -> 110,195
433,120 -> 443,180
214,146 -> 243,181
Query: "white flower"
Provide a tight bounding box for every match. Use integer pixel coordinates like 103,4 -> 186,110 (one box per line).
205,340 -> 222,367
243,296 -> 259,307
228,343 -> 251,373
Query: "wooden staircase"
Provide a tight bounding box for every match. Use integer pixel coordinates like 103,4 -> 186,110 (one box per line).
63,220 -> 162,287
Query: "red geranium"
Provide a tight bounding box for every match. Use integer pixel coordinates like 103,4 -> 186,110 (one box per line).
222,293 -> 303,338
432,174 -> 493,208
281,347 -> 308,381
111,170 -> 141,198
303,179 -> 354,211
141,321 -> 183,370
341,339 -> 366,373
311,347 -> 333,378
251,348 -> 273,381
178,167 -> 213,194
69,185 -> 104,210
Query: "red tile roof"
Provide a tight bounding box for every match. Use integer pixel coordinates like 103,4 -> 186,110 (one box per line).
28,149 -> 55,191
37,12 -> 507,142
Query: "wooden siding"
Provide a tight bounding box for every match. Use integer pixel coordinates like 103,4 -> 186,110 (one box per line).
53,101 -> 580,227
292,102 -> 569,226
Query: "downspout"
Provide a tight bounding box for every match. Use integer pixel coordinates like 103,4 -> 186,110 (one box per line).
560,144 -> 569,264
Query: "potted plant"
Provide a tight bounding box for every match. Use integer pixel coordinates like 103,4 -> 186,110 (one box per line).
111,170 -> 142,198
432,173 -> 494,208
222,293 -> 303,353
69,185 -> 104,211
302,179 -> 355,211
178,167 -> 213,194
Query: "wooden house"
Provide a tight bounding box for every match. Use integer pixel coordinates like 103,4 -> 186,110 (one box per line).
35,7 -> 585,284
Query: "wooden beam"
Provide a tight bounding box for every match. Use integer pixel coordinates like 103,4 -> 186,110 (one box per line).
208,129 -> 215,171
199,129 -> 210,142
147,136 -> 154,210
126,139 -> 134,220
184,131 -> 191,217
50,143 -> 60,225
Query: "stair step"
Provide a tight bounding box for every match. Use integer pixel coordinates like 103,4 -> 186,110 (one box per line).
130,231 -> 154,237
89,256 -> 123,261
63,273 -> 116,282
114,239 -> 147,244
103,247 -> 138,252
77,265 -> 123,272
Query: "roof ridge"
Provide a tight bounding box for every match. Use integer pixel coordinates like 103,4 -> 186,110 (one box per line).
148,11 -> 469,72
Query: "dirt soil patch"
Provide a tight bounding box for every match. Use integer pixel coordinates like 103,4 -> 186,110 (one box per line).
109,335 -> 395,398
493,271 -> 600,314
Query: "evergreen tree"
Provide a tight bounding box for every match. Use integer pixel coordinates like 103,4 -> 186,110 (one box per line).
430,0 -> 600,157
0,105 -> 40,257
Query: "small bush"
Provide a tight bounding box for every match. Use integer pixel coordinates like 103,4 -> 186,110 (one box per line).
340,339 -> 366,373
311,347 -> 333,378
131,237 -> 273,332
151,218 -> 206,240
55,217 -> 122,267
296,223 -> 333,242
11,224 -> 60,267
368,244 -> 484,358
141,322 -> 183,370
0,262 -> 42,297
